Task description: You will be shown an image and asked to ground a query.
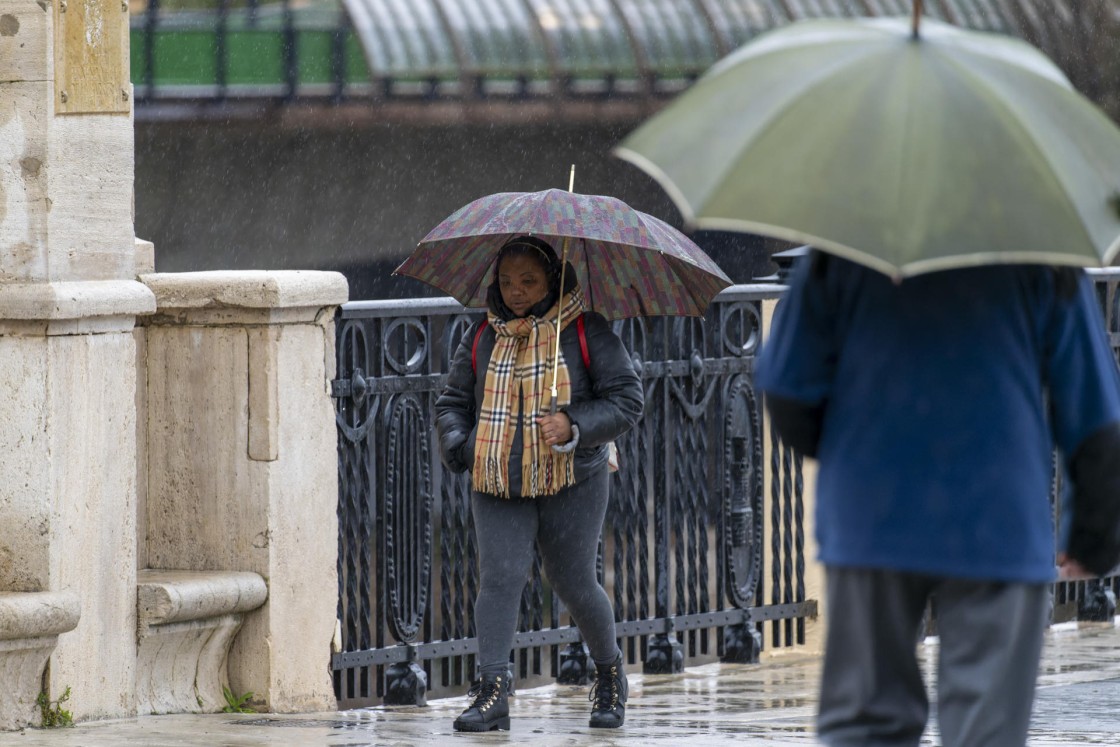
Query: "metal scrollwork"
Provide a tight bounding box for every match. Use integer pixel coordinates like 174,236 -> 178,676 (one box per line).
384,394 -> 433,643
669,353 -> 719,420
383,318 -> 428,375
667,317 -> 718,419
612,317 -> 649,363
723,375 -> 764,609
444,313 -> 482,370
721,301 -> 762,358
333,319 -> 378,443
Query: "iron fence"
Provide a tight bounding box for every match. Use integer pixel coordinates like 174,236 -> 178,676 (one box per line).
331,269 -> 1120,708
330,285 -> 814,707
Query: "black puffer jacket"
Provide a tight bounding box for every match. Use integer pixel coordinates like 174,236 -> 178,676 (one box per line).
435,311 -> 644,496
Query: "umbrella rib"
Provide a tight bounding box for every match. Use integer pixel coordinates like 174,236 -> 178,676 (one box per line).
1105,234 -> 1120,268
580,237 -> 594,314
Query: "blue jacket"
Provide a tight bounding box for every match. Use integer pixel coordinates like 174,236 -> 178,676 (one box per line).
756,254 -> 1120,583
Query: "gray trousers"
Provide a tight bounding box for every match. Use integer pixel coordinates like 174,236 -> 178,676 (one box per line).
818,567 -> 1049,747
472,467 -> 619,677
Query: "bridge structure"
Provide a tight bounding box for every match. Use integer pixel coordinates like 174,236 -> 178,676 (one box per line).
129,0 -> 1083,120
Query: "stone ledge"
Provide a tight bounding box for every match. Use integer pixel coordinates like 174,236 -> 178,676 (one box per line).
140,271 -> 349,313
0,591 -> 81,731
0,280 -> 156,324
0,590 -> 81,642
136,570 -> 268,715
137,570 -> 268,630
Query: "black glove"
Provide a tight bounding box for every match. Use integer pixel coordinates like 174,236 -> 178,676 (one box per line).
1066,422 -> 1120,576
765,394 -> 825,459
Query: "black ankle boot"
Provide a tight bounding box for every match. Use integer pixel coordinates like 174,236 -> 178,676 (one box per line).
588,654 -> 628,728
453,672 -> 510,732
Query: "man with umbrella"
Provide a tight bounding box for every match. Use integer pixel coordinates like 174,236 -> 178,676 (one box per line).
615,9 -> 1120,745
756,253 -> 1120,747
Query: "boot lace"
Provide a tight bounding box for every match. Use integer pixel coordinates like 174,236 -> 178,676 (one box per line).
589,665 -> 619,712
467,676 -> 503,713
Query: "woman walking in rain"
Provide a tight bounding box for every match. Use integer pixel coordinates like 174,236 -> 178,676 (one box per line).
435,235 -> 644,732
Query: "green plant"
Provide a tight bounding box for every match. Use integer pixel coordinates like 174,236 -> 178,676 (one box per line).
37,686 -> 73,728
221,686 -> 255,714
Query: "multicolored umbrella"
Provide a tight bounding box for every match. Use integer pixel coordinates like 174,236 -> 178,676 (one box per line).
395,188 -> 733,320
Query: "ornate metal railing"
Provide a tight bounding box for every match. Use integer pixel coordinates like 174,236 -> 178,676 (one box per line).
331,269 -> 1120,708
330,285 -> 815,707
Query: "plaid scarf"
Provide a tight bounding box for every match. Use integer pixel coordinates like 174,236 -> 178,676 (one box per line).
472,287 -> 588,498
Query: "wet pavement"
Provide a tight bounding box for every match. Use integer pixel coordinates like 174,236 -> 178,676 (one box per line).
9,620 -> 1120,746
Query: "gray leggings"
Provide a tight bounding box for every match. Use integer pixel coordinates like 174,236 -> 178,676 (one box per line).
472,467 -> 619,676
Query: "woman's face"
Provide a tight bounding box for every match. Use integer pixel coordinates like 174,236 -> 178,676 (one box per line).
498,253 -> 550,317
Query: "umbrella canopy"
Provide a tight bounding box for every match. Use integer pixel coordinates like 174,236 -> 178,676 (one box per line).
614,16 -> 1120,279
396,188 -> 733,319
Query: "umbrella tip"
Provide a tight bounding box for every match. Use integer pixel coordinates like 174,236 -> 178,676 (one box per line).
1110,191 -> 1120,220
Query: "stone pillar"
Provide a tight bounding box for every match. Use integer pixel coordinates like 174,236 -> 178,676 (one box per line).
140,271 -> 347,712
1,0 -> 154,724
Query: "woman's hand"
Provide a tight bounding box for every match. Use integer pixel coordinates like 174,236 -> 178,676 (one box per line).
536,412 -> 573,447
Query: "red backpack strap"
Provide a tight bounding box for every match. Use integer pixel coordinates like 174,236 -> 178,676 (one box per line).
576,314 -> 590,369
471,319 -> 489,375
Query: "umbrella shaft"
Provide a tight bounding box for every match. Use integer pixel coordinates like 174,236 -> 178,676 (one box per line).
551,235 -> 570,399
552,167 -> 575,397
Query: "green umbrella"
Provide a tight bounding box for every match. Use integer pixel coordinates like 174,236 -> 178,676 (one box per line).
614,15 -> 1120,279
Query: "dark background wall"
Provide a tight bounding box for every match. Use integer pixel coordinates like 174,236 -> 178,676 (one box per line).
134,119 -> 782,301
